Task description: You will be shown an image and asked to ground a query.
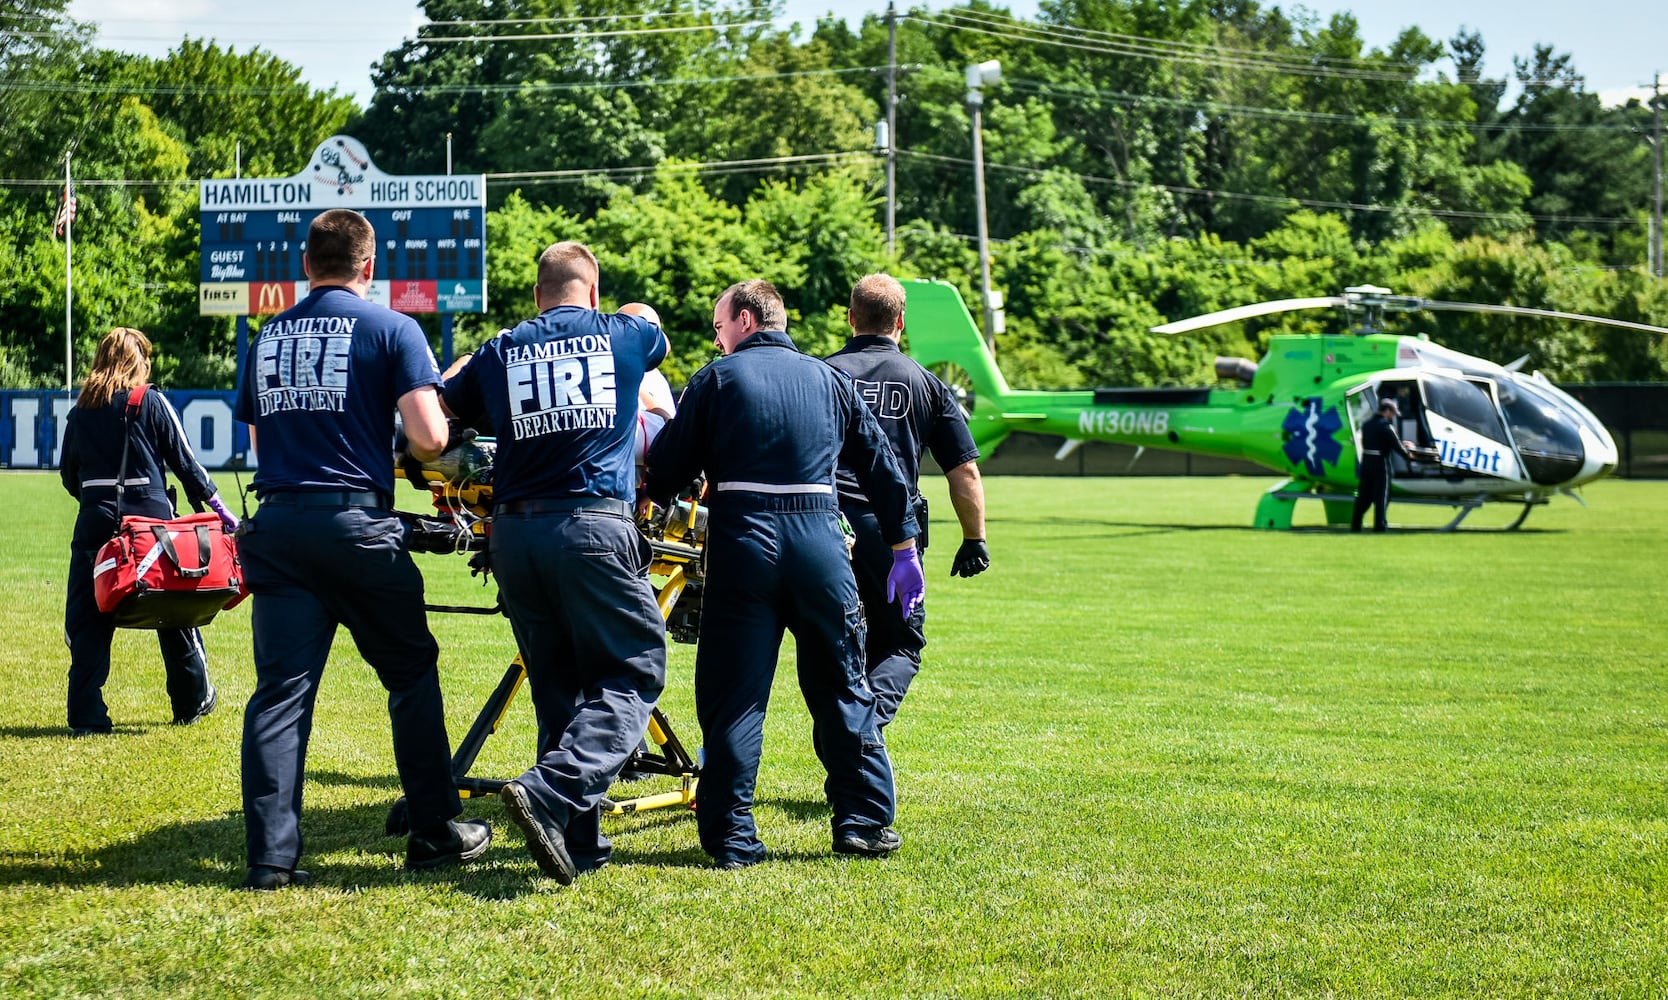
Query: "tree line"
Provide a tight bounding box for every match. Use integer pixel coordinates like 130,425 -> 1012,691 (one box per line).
1,0 -> 1664,391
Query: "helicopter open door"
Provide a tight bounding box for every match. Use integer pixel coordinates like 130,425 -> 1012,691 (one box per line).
1347,378 -> 1434,477
1415,373 -> 1525,481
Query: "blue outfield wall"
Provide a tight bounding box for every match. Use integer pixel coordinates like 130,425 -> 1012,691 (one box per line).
1,390 -> 253,470
5,384 -> 1662,477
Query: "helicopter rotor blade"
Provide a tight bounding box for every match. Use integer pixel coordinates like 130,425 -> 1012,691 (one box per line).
1413,300 -> 1668,335
1150,297 -> 1346,334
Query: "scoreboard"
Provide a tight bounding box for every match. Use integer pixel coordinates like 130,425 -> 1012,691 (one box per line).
198,135 -> 486,316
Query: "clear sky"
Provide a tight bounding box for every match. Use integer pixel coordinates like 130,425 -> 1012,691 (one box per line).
66,0 -> 1661,108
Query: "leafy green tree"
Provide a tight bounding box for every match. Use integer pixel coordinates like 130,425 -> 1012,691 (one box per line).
1487,47 -> 1651,265
125,39 -> 358,179
743,169 -> 889,340
585,165 -> 778,380
0,0 -> 94,183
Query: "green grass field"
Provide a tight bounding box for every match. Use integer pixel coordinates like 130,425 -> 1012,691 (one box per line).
1,472 -> 1664,998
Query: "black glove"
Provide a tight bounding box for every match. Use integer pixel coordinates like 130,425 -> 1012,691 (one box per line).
950,538 -> 989,578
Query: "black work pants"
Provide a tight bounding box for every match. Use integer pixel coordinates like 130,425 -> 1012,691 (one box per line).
237,503 -> 460,870
695,494 -> 894,866
839,500 -> 926,729
1352,457 -> 1393,532
490,508 -> 666,872
64,546 -> 211,731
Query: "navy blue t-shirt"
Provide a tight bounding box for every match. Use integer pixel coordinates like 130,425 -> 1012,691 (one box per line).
825,334 -> 980,502
234,286 -> 441,496
442,305 -> 667,505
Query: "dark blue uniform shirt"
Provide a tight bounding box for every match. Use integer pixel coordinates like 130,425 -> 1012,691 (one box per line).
442,306 -> 666,505
645,329 -> 919,544
824,335 -> 979,501
1360,413 -> 1410,464
233,286 -> 440,496
60,387 -> 218,549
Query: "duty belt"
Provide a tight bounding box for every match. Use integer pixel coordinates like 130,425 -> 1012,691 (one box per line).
1362,449 -> 1385,456
495,496 -> 633,517
261,489 -> 390,509
712,482 -> 833,495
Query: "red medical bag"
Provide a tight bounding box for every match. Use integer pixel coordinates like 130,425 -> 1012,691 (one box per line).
89,384 -> 248,629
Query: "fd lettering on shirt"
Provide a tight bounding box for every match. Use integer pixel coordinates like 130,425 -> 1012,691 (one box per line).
504,336 -> 617,439
855,379 -> 912,419
255,316 -> 354,415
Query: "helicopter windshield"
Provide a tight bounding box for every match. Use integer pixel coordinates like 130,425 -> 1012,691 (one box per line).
1496,376 -> 1585,485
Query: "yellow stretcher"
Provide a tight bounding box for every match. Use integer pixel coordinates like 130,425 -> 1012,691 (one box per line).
384,445 -> 705,835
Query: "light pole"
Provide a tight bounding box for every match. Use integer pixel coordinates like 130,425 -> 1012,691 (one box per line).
966,59 -> 1002,350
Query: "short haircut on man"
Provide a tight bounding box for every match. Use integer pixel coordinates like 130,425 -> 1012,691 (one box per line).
306,209 -> 375,282
849,273 -> 906,335
538,241 -> 600,299
722,279 -> 787,331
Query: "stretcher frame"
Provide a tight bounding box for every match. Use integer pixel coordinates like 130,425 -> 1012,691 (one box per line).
385,463 -> 705,836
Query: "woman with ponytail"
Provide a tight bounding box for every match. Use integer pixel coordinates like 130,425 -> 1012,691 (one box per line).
59,328 -> 236,735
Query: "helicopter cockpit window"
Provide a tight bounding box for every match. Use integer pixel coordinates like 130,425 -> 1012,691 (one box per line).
1421,377 -> 1508,442
1497,377 -> 1585,485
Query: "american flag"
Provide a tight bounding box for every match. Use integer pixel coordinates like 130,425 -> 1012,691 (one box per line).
53,183 -> 77,237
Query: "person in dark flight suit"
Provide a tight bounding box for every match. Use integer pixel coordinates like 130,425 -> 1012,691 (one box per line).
233,208 -> 490,890
1352,397 -> 1415,533
824,273 -> 990,732
442,242 -> 669,884
645,279 -> 924,869
60,327 -> 233,735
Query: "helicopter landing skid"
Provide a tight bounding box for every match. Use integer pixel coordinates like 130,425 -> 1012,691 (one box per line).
1257,483 -> 1538,531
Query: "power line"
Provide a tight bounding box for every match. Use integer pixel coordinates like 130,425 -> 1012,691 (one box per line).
421,6 -> 773,29
4,65 -> 882,99
0,151 -> 873,191
904,12 -> 1424,84
894,148 -> 1641,228
938,8 -> 1419,77
1002,78 -> 1635,135
487,151 -> 870,184
911,8 -> 1584,89
416,20 -> 769,45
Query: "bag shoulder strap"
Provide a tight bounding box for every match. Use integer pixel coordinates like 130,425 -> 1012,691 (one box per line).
114,383 -> 154,517
125,383 -> 151,417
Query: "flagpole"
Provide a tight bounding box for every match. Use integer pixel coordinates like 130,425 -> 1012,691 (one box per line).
63,152 -> 72,396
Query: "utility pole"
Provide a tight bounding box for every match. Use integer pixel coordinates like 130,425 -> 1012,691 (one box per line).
884,2 -> 897,256
1651,73 -> 1663,279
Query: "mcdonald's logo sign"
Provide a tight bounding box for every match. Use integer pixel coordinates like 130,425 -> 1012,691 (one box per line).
252,282 -> 295,315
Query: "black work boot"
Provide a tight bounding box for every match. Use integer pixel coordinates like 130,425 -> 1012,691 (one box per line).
834,826 -> 903,857
499,780 -> 577,884
405,818 -> 493,870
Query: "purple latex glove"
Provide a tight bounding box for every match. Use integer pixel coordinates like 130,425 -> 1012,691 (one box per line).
206,493 -> 239,531
885,545 -> 925,618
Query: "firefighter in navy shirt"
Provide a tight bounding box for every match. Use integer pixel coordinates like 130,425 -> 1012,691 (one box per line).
232,208 -> 490,891
825,273 -> 989,732
1352,397 -> 1415,532
645,279 -> 923,869
60,327 -> 230,735
442,242 -> 669,884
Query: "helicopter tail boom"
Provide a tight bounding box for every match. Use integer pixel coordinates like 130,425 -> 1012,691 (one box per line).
901,279 -> 1016,455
